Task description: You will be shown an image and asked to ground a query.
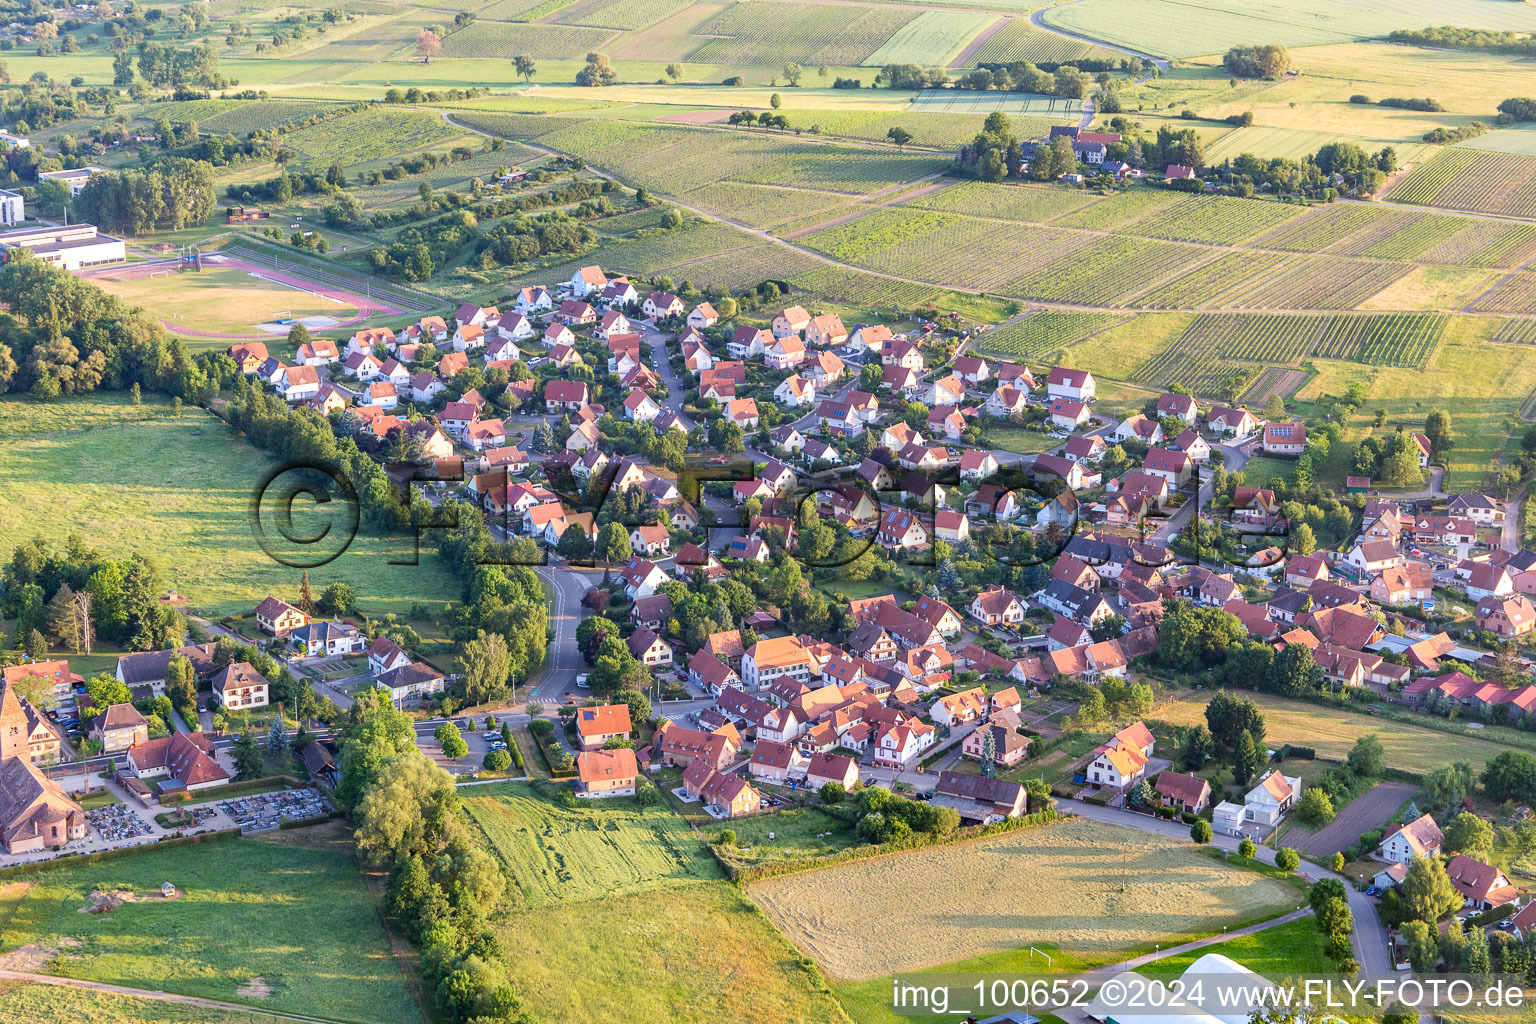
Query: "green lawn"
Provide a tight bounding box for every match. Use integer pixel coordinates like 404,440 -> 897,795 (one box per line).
0,394 -> 460,618
1141,916 -> 1333,978
0,837 -> 420,1024
700,805 -> 859,869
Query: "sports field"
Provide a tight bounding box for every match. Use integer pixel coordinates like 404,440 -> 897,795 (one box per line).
89,263 -> 361,338
748,818 -> 1300,981
0,394 -> 460,618
0,837 -> 420,1024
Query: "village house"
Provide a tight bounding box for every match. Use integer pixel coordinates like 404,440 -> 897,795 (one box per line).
576,704 -> 633,751
682,760 -> 763,817
1154,771 -> 1211,813
1376,813 -> 1444,864
575,747 -> 638,798
254,597 -> 307,636
961,719 -> 1030,767
1047,366 -> 1096,402
210,661 -> 269,710
125,729 -> 229,794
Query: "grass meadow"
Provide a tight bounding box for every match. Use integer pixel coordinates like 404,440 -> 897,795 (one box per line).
1152,690 -> 1536,774
0,837 -> 420,1024
0,980 -> 306,1024
749,818 -> 1302,982
0,394 -> 460,618
461,781 -> 851,1024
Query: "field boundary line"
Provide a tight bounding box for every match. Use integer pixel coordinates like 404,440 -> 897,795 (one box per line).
0,969 -> 362,1024
947,13 -> 1012,68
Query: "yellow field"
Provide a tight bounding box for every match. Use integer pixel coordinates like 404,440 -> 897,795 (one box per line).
748,818 -> 1299,981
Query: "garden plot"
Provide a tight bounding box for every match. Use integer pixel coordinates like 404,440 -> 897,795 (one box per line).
748,817 -> 1300,980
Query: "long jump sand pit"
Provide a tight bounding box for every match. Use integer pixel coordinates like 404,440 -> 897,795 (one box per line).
747,817 -> 1301,980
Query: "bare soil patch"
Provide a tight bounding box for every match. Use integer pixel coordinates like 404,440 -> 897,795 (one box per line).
1292,781 -> 1415,858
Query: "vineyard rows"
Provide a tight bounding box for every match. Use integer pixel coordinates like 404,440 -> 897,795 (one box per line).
1133,345 -> 1258,398
1178,313 -> 1319,365
780,110 -> 1071,150
1133,195 -> 1305,245
443,111 -> 584,141
438,21 -> 617,58
1490,319 -> 1536,344
859,220 -> 1082,292
787,265 -> 956,311
1254,203 -> 1388,253
1219,255 -> 1408,310
864,10 -> 996,66
907,181 -> 1104,224
1240,366 -> 1309,406
687,2 -> 919,66
966,18 -> 1116,64
282,108 -> 461,164
687,182 -> 853,230
1310,313 -> 1448,367
1470,272 -> 1536,315
553,0 -> 693,30
1134,251 -> 1291,309
972,311 -> 1133,362
1053,188 -> 1187,230
800,209 -> 958,264
1004,236 -> 1211,307
151,98 -> 340,135
732,150 -> 945,194
1391,149 -> 1536,219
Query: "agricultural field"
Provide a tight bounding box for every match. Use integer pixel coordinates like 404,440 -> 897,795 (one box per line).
553,0 -> 697,30
90,264 -> 359,336
863,10 -> 997,67
686,2 -> 919,66
1038,0 -> 1536,59
279,107 -> 463,164
0,838 -> 419,1024
439,21 -> 619,58
685,181 -> 857,229
1491,318 -> 1536,345
905,179 -> 1104,223
965,17 -> 1119,65
1390,149 -> 1536,219
1470,273 -> 1536,316
778,109 -> 1070,150
1133,251 -> 1293,310
0,980 -> 306,1024
972,311 -> 1134,362
464,782 -> 848,1024
1459,125 -> 1536,158
1152,690 -> 1536,775
1217,255 -> 1410,311
1004,235 -> 1212,307
1133,195 -> 1306,245
462,781 -> 719,906
748,818 -> 1301,981
0,394 -> 460,618
144,98 -> 344,135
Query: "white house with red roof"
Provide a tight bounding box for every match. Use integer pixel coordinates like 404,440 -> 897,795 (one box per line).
1046,367 -> 1095,402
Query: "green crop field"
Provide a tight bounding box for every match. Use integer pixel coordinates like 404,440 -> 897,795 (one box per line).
1458,125 -> 1536,158
1132,194 -> 1307,244
778,108 -> 1068,149
553,0 -> 696,30
686,181 -> 856,228
966,17 -> 1118,64
462,781 -> 719,907
0,394 -> 460,618
1005,235 -> 1210,306
1134,250 -> 1293,309
439,20 -> 618,58
687,1 -> 918,66
972,311 -> 1134,361
1220,255 -> 1410,310
864,10 -> 997,66
1039,0 -> 1536,59
279,106 -> 462,164
906,179 -> 1104,222
0,837 -> 419,1024
1391,148 -> 1536,218
908,88 -> 1083,116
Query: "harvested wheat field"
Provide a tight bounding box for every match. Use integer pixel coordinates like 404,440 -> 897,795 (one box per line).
748,818 -> 1300,980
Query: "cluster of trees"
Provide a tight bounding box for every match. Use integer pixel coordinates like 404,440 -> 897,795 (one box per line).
3,536 -> 183,654
575,51 -> 618,87
1180,690 -> 1268,785
852,784 -> 961,843
1072,676 -> 1154,727
1352,427 -> 1429,488
1305,879 -> 1359,973
73,157 -> 217,234
1222,44 -> 1291,80
1389,27 -> 1536,57
342,694 -> 528,1023
132,41 -> 223,89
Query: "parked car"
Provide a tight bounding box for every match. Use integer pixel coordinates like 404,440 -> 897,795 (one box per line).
576,674 -> 590,688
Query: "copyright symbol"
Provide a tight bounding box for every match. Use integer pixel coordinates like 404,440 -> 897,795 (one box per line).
250,463 -> 359,569
1102,978 -> 1126,1006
